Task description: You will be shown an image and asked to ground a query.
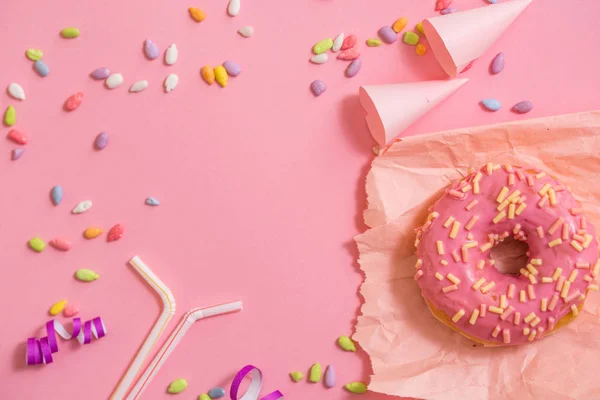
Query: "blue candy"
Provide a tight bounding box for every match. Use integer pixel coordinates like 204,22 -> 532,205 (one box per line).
51,186 -> 63,206
145,197 -> 160,206
34,60 -> 50,77
208,387 -> 226,399
481,98 -> 502,112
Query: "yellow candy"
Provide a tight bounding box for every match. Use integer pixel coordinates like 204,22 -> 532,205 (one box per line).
416,43 -> 427,56
214,65 -> 228,87
60,27 -> 80,38
49,300 -> 67,316
84,227 -> 103,239
199,394 -> 211,400
309,363 -> 321,383
4,105 -> 16,126
201,66 -> 215,85
337,335 -> 357,352
290,371 -> 303,382
416,21 -> 425,35
167,379 -> 187,394
392,17 -> 408,33
26,49 -> 43,61
189,7 -> 206,22
366,38 -> 382,47
312,38 -> 333,55
345,382 -> 368,394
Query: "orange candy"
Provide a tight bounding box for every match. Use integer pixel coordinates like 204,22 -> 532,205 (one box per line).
189,7 -> 206,22
416,43 -> 427,56
392,17 -> 408,33
84,227 -> 103,239
201,66 -> 215,85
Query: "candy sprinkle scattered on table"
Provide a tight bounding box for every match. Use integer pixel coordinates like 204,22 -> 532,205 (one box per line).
310,80 -> 326,97
94,132 -> 109,150
345,382 -> 367,394
129,80 -> 149,93
26,48 -> 43,61
223,61 -> 241,77
29,237 -> 46,252
144,39 -> 159,60
64,92 -> 84,111
201,66 -> 215,85
214,66 -> 228,87
378,26 -> 397,44
72,200 -> 92,214
310,53 -> 328,64
199,394 -> 210,400
84,227 -> 103,239
313,38 -> 333,54
512,100 -> 533,113
228,0 -> 241,16
8,83 -> 25,101
8,129 -> 27,145
337,48 -> 360,60
324,365 -> 336,388
392,17 -> 408,33
90,67 -> 110,80
105,73 -> 124,89
164,73 -> 179,92
435,0 -> 453,11
165,44 -> 178,65
309,363 -> 322,383
4,105 -> 16,126
145,197 -> 160,206
403,31 -> 419,45
34,60 -> 50,76
51,185 -> 63,205
60,27 -> 80,38
441,7 -> 457,14
167,379 -> 188,394
490,52 -> 505,74
49,300 -> 68,316
366,38 -> 382,47
416,43 -> 427,55
208,387 -> 226,398
481,98 -> 502,111
337,335 -> 357,351
188,7 -> 206,22
341,34 -> 357,50
75,268 -> 100,282
63,305 -> 79,317
12,148 -> 24,160
332,33 -> 344,52
107,223 -> 124,242
345,59 -> 361,78
289,371 -> 303,382
238,26 -> 254,38
49,238 -> 71,251
416,22 -> 425,34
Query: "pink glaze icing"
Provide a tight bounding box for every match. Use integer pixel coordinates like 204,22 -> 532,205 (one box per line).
414,163 -> 599,345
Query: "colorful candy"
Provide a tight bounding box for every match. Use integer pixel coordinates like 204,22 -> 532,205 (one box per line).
72,200 -> 92,214
416,22 -> 425,34
223,61 -> 241,76
345,382 -> 367,394
29,237 -> 46,252
481,98 -> 502,111
167,379 -> 188,394
332,33 -> 344,52
34,60 -> 50,76
403,31 -> 419,45
95,132 -> 109,150
165,44 -> 178,65
238,26 -> 254,38
90,67 -> 110,80
189,7 -> 206,22
214,66 -> 228,87
129,80 -> 149,93
60,27 -> 80,38
75,269 -> 100,282
435,0 -> 453,11
8,83 -> 25,100
289,372 -> 303,382
12,149 -> 24,160
310,53 -> 328,64
228,0 -> 241,16
309,363 -> 322,383
337,48 -> 360,60
145,197 -> 160,206
51,186 -> 63,205
201,66 -> 215,84
4,105 -> 16,126
378,26 -> 397,44
84,227 -> 103,239
208,387 -> 226,398
324,365 -> 336,388
337,335 -> 356,351
512,100 -> 533,113
416,43 -> 427,56
105,73 -> 124,89
441,7 -> 457,14
107,224 -> 124,242
313,38 -> 333,54
392,17 -> 408,33
49,238 -> 72,251
64,92 -> 84,111
199,394 -> 210,400
341,35 -> 357,50
490,52 -> 505,74
366,38 -> 382,47
8,129 -> 27,145
26,48 -> 43,61
144,39 -> 159,59
49,300 -> 68,316
164,73 -> 179,92
63,305 -> 79,317
345,59 -> 361,78
310,80 -> 326,97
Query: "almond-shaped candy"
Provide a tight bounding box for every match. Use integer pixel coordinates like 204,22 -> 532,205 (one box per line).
105,73 -> 123,89
129,80 -> 149,93
72,200 -> 92,214
63,305 -> 79,317
164,73 -> 179,92
8,83 -> 25,100
144,39 -> 159,59
107,223 -> 124,242
12,149 -> 24,160
75,268 -> 99,282
90,67 -> 110,80
490,52 -> 505,74
325,365 -> 336,388
49,238 -> 72,251
51,185 -> 63,205
7,129 -> 27,145
95,132 -> 109,150
64,92 -> 84,111
512,100 -> 533,114
165,44 -> 178,65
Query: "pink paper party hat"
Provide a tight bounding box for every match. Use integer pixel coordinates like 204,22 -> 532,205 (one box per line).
423,0 -> 532,77
359,79 -> 468,146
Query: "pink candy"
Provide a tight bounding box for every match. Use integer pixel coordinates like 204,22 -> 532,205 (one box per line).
49,238 -> 72,251
435,0 -> 453,11
63,305 -> 79,317
7,129 -> 27,145
337,48 -> 360,61
341,35 -> 357,50
64,92 -> 84,111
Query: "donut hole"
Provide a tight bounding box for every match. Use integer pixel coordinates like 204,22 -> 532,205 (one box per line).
490,237 -> 529,276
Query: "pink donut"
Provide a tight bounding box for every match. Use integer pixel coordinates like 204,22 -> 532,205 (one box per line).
414,163 -> 599,345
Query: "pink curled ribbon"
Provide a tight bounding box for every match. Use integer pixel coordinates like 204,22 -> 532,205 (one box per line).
230,365 -> 283,400
26,317 -> 106,365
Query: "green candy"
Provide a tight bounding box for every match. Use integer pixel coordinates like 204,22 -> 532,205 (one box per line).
75,268 -> 99,282
309,363 -> 322,383
313,38 -> 333,54
345,382 -> 368,394
29,237 -> 46,252
289,371 -> 303,382
167,378 -> 187,394
366,39 -> 382,47
403,31 -> 420,46
198,394 -> 210,400
337,335 -> 357,352
60,27 -> 80,38
4,105 -> 16,126
26,49 -> 43,61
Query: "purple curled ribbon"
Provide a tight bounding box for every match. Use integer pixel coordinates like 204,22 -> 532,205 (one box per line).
26,317 -> 106,366
230,365 -> 283,400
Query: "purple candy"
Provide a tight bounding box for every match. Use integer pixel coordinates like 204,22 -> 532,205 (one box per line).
324,365 -> 336,388
310,80 -> 326,97
90,68 -> 110,80
144,39 -> 159,60
511,100 -> 533,114
345,59 -> 361,78
378,26 -> 397,44
223,61 -> 241,77
94,132 -> 109,150
440,7 -> 457,14
490,52 -> 504,74
12,148 -> 24,160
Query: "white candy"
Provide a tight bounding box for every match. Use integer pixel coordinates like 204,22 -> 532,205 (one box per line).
164,74 -> 178,93
310,53 -> 328,64
105,73 -> 124,89
238,26 -> 254,38
165,44 -> 178,65
8,83 -> 25,100
332,33 -> 344,52
129,80 -> 149,93
228,0 -> 240,16
72,200 -> 92,214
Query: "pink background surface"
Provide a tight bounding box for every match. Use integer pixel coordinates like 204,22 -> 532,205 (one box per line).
1,0 -> 600,399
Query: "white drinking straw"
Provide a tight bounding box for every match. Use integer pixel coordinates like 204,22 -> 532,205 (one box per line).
126,301 -> 243,399
110,256 -> 176,400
